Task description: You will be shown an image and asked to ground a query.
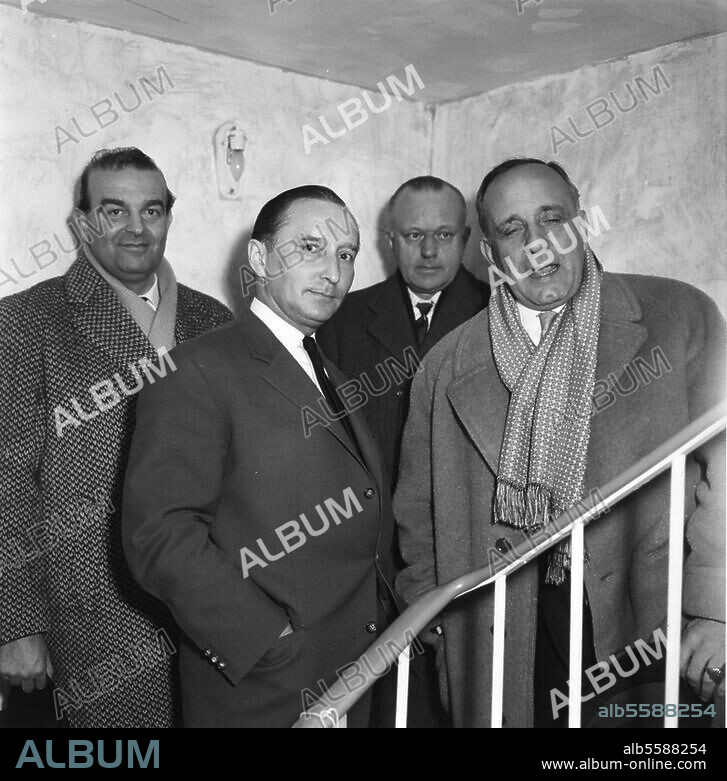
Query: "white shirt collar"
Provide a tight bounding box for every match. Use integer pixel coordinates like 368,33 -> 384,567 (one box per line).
516,301 -> 566,346
249,298 -> 323,392
406,288 -> 442,321
138,274 -> 160,310
250,297 -> 307,350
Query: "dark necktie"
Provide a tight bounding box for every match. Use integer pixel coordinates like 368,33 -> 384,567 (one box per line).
302,336 -> 360,456
414,301 -> 434,348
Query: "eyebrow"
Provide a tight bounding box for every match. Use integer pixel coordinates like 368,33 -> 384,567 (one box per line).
402,223 -> 458,230
99,198 -> 165,209
495,205 -> 567,227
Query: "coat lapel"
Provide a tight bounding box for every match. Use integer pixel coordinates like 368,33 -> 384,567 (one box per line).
236,310 -> 370,472
174,288 -> 200,344
365,273 -> 417,361
421,267 -> 483,353
595,273 -> 647,386
446,311 -> 508,476
65,255 -> 157,369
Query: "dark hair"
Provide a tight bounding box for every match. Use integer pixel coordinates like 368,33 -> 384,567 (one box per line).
389,175 -> 467,221
475,158 -> 580,236
251,185 -> 350,248
77,147 -> 176,213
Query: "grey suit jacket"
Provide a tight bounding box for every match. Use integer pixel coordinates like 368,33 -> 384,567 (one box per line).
122,309 -> 398,727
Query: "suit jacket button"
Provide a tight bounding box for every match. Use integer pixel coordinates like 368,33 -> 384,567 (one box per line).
395,390 -> 404,398
202,648 -> 212,658
366,622 -> 377,633
495,537 -> 511,554
210,655 -> 218,665
218,661 -> 226,670
364,488 -> 376,499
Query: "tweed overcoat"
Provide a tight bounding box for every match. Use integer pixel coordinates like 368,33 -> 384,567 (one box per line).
0,254 -> 232,727
394,272 -> 726,728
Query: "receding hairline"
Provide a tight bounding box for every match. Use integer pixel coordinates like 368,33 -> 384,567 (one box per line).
477,161 -> 580,236
388,181 -> 468,227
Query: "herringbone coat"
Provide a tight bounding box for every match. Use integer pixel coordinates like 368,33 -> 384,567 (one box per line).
0,254 -> 232,727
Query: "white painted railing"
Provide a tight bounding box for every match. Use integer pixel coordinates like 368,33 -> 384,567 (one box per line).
293,402 -> 726,728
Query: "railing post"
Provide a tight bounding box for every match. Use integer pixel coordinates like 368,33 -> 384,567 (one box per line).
568,519 -> 585,728
395,645 -> 411,728
664,453 -> 686,728
490,576 -> 507,728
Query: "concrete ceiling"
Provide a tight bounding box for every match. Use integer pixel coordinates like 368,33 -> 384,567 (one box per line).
9,0 -> 727,103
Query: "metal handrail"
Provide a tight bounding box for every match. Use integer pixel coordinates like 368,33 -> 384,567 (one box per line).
292,401 -> 726,728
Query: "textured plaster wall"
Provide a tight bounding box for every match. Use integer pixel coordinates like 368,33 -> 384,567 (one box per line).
0,5 -> 430,309
432,33 -> 727,312
1,6 -> 724,315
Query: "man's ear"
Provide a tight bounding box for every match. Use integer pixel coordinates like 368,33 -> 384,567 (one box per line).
72,207 -> 86,230
248,239 -> 267,277
462,225 -> 471,247
166,211 -> 174,231
479,237 -> 495,266
385,230 -> 394,252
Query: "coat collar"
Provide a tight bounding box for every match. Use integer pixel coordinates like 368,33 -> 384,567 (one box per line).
233,309 -> 377,476
446,273 -> 648,475
365,271 -> 416,359
64,253 -> 159,368
365,267 -> 483,358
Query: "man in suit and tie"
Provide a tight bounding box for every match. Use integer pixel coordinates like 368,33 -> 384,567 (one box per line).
316,176 -> 489,727
317,176 -> 490,491
0,147 -> 232,728
122,185 -> 398,728
394,158 -> 725,727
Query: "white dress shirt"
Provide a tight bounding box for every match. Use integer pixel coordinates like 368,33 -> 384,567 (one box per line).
406,288 -> 442,326
516,302 -> 566,346
250,298 -> 322,392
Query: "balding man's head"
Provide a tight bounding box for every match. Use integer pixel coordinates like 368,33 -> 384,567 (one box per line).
387,177 -> 470,298
477,159 -> 586,311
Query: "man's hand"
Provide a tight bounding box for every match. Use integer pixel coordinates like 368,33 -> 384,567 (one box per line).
680,618 -> 725,702
0,634 -> 54,693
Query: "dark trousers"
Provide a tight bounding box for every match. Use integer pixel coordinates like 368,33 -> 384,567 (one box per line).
534,557 -> 597,728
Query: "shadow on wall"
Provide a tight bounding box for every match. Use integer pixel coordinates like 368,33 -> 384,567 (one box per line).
222,229 -> 252,315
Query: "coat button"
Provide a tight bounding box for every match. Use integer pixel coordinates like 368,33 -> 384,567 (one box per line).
210,655 -> 218,665
364,488 -> 376,499
495,537 -> 511,554
366,622 -> 377,633
395,390 -> 404,398
201,648 -> 212,658
218,661 -> 226,670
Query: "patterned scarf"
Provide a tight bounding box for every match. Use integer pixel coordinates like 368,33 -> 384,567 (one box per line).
84,249 -> 178,352
489,247 -> 603,585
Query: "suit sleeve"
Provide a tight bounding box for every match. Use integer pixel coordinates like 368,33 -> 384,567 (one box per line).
393,357 -> 439,606
122,347 -> 289,686
0,300 -> 49,644
682,293 -> 726,621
